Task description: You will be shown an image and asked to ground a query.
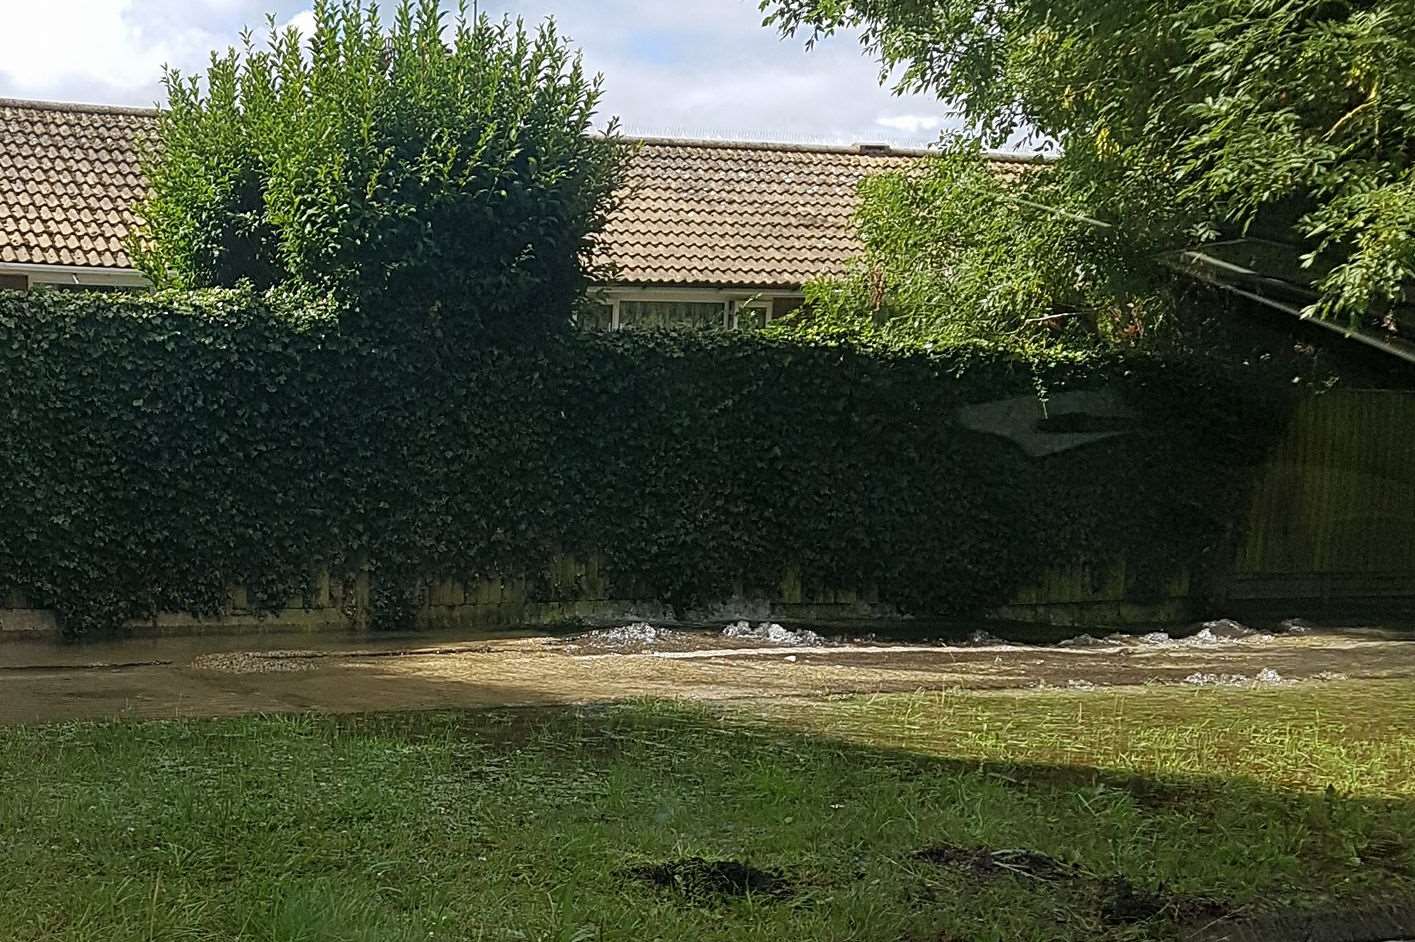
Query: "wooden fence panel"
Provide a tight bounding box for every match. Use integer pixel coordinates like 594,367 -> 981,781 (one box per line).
1233,390 -> 1415,599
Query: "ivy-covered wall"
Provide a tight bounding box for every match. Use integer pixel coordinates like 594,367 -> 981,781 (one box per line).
0,290 -> 1280,635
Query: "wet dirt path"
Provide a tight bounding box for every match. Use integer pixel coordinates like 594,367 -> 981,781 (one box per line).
2,625 -> 1414,726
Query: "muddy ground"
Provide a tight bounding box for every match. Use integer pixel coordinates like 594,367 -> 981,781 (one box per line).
2,620 -> 1414,726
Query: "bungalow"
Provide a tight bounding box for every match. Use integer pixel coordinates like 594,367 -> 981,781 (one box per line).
5,97 -> 1412,365
0,100 -> 152,292
0,96 -> 1004,325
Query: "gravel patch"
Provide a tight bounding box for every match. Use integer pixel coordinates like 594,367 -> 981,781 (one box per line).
191,651 -> 326,674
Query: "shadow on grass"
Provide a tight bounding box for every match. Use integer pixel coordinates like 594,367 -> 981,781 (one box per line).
1,689 -> 1413,942
439,697 -> 1415,942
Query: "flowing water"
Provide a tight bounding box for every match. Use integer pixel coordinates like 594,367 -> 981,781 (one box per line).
1,616 -> 1412,725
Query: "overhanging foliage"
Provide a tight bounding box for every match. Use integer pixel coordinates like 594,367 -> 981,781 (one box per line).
763,0 -> 1415,328
775,143 -> 1186,349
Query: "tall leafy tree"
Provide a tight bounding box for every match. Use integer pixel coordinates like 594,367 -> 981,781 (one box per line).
781,143 -> 1188,349
135,0 -> 626,335
763,0 -> 1415,328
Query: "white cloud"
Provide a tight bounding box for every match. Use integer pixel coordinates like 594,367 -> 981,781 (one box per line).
0,0 -> 163,94
876,114 -> 948,135
282,9 -> 315,42
500,0 -> 967,147
0,0 -> 1002,149
0,0 -> 233,104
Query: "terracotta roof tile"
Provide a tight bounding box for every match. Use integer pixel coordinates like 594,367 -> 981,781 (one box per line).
601,138 -> 1027,289
0,98 -> 1039,287
0,99 -> 153,270
634,141 -> 1035,286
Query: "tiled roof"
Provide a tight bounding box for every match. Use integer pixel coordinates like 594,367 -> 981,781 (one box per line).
0,98 -> 1037,287
603,138 -> 932,289
0,98 -> 154,270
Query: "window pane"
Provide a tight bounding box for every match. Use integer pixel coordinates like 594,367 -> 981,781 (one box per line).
578,301 -> 614,331
736,304 -> 770,330
619,300 -> 725,329
772,297 -> 805,320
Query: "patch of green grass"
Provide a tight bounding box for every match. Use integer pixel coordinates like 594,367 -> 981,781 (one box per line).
0,683 -> 1412,941
758,680 -> 1415,795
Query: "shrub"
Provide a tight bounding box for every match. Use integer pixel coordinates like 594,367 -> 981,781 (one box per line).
134,0 -> 626,338
0,289 -> 1284,634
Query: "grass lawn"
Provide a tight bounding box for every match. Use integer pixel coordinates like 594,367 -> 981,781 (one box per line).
1,681 -> 1413,941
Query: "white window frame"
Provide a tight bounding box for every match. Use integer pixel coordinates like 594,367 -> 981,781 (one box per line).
731,299 -> 773,330
613,295 -> 731,330
0,263 -> 149,290
591,287 -> 802,331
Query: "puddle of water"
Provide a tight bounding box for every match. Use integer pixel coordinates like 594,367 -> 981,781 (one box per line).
4,617 -> 1415,727
0,624 -> 546,670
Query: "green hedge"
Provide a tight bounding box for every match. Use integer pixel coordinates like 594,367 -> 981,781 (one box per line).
0,289 -> 1281,633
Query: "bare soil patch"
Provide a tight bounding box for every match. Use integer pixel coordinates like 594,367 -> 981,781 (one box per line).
915,841 -> 1232,932
623,858 -> 794,903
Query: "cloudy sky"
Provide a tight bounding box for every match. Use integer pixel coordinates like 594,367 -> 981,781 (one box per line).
0,0 -> 977,148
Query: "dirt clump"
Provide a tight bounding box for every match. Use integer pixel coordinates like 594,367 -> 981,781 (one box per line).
914,844 -> 1079,882
623,857 -> 793,902
1098,878 -> 1228,925
915,843 -> 1230,930
1099,879 -> 1165,924
1182,902 -> 1415,942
